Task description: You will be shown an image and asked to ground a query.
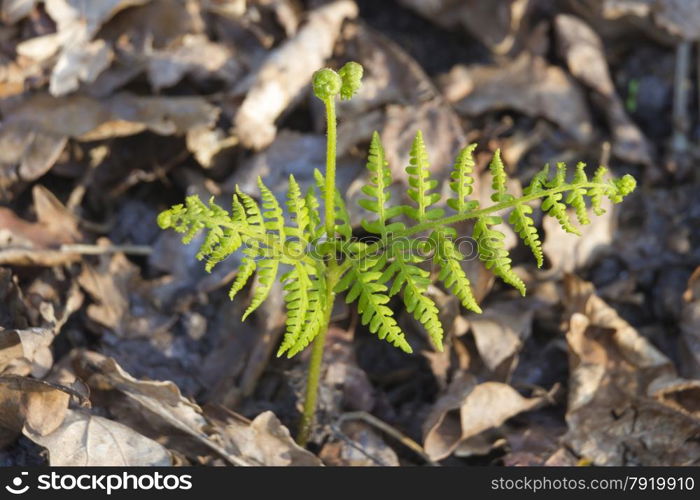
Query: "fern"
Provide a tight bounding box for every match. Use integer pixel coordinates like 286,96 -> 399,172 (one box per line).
404,131 -> 444,222
447,143 -> 479,213
156,61 -> 637,444
431,230 -> 482,313
335,254 -> 412,353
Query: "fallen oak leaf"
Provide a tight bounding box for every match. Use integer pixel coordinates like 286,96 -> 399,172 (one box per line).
24,408 -> 171,466
73,351 -> 254,466
422,373 -> 548,461
233,0 -> 358,150
0,328 -> 54,378
0,375 -> 73,447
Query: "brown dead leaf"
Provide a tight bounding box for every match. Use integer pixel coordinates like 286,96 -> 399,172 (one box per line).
25,408 -> 171,466
562,275 -> 700,465
423,373 -> 547,460
555,14 -> 652,166
0,92 -> 217,195
2,0 -> 38,23
0,186 -> 84,265
602,0 -> 700,40
468,299 -> 537,376
40,0 -> 152,95
680,267 -> 700,378
0,375 -> 71,447
0,328 -> 53,378
146,34 -> 238,90
214,410 -> 323,466
77,247 -> 174,337
233,0 -> 358,150
321,420 -> 399,466
398,0 -> 531,54
74,351 -> 318,466
447,52 -> 593,144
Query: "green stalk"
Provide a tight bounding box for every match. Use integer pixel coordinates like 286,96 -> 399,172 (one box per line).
296,269 -> 336,446
323,97 -> 337,238
297,94 -> 338,446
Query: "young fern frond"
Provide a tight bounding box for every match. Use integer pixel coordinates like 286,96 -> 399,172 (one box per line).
566,162 -> 591,226
447,144 -> 479,213
335,255 -> 412,353
541,163 -> 580,235
286,175 -> 311,244
508,203 -> 543,268
158,61 -> 637,365
158,60 -> 638,445
359,131 -> 404,236
376,245 -> 444,351
405,131 -> 443,222
488,149 -> 513,203
473,215 -> 527,296
431,230 -> 482,313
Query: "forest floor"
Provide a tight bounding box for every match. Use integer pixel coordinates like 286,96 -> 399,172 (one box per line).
0,0 -> 699,466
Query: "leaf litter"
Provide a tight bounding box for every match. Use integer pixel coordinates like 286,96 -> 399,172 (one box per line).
0,0 -> 697,467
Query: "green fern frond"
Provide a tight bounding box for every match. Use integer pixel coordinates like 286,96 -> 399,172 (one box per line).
258,177 -> 285,240
587,166 -> 608,215
286,175 -> 310,243
338,61 -> 363,101
431,230 -> 482,313
278,264 -> 311,357
285,269 -> 327,358
565,162 -> 591,225
359,131 -> 405,236
541,162 -> 580,235
489,149 -> 513,203
405,131 -> 443,222
523,164 -> 550,196
242,258 -> 278,321
447,143 -> 479,213
305,186 -> 323,240
277,262 -> 327,358
228,252 -> 256,300
235,187 -> 264,229
376,244 -> 443,351
508,203 -> 543,267
473,215 -> 526,295
335,257 -> 412,353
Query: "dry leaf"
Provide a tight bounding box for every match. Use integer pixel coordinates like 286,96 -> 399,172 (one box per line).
0,328 -> 53,377
554,14 -> 652,165
233,0 -> 358,150
468,299 -> 536,375
216,411 -> 323,466
680,267 -> 700,378
146,34 -> 238,90
603,0 -> 700,40
1,0 -> 37,23
320,420 -> 399,466
0,92 -> 217,194
0,375 -> 71,447
25,408 -> 171,466
562,275 -> 700,465
423,373 -> 546,460
73,351 -> 317,466
398,0 -> 531,54
447,52 -> 593,144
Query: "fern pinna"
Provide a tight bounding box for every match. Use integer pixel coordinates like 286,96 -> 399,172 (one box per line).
157,61 -> 636,444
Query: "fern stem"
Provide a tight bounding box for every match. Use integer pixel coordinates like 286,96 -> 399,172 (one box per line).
297,265 -> 337,446
323,97 -> 337,239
